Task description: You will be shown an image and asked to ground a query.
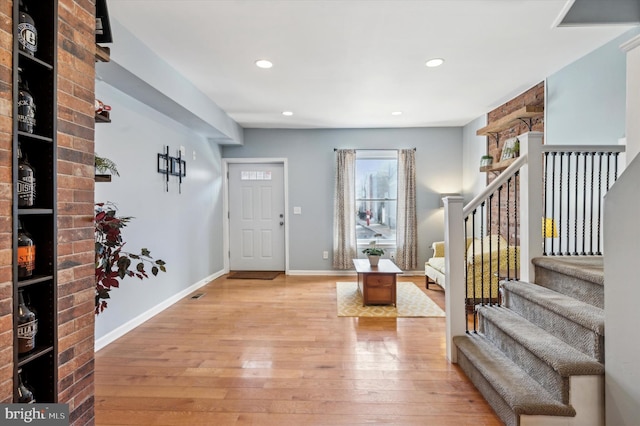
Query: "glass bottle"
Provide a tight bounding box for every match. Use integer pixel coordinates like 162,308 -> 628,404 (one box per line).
17,143 -> 36,207
18,0 -> 38,56
17,289 -> 37,354
17,368 -> 36,403
17,220 -> 35,279
17,69 -> 36,134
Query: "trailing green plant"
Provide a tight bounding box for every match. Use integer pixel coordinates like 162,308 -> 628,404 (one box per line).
95,154 -> 120,176
95,202 -> 166,314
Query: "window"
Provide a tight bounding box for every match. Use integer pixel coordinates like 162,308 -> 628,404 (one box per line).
355,150 -> 397,246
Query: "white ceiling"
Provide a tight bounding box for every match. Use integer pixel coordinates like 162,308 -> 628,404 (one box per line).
107,0 -> 636,129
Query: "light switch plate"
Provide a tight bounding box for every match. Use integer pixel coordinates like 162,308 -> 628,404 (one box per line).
293,206 -> 302,215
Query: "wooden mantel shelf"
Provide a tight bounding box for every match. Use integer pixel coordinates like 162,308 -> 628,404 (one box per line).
480,157 -> 517,173
95,44 -> 110,62
476,105 -> 543,136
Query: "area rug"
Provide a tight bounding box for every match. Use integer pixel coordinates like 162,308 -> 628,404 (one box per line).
228,271 -> 282,280
336,282 -> 445,317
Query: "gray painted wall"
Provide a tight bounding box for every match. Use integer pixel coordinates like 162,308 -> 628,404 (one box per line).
94,81 -> 225,341
546,27 -> 640,145
462,115 -> 488,203
222,128 -> 463,271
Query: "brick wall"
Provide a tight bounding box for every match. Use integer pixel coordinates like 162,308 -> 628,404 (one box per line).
0,0 -> 15,405
0,0 -> 96,423
56,0 -> 96,424
486,82 -> 545,245
486,81 -> 545,151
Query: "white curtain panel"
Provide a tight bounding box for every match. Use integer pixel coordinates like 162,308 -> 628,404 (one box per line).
332,149 -> 357,269
396,149 -> 418,270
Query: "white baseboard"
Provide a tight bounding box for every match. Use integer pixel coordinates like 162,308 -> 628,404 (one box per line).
286,270 -> 423,276
287,270 -> 356,276
94,269 -> 225,352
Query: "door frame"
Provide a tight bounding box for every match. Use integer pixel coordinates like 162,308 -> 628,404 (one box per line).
223,158 -> 289,274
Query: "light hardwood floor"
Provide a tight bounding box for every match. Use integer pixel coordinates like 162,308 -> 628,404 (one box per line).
95,274 -> 501,425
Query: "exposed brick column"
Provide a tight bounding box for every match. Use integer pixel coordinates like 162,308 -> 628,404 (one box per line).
486,82 -> 545,246
486,82 -> 545,154
56,0 -> 97,424
0,0 -> 15,404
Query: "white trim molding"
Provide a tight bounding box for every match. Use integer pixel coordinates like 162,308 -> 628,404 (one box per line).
620,33 -> 640,52
285,270 -> 423,276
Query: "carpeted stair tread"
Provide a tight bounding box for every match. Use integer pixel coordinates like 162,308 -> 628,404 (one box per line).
532,256 -> 603,286
503,281 -> 604,335
479,306 -> 603,376
454,334 -> 576,417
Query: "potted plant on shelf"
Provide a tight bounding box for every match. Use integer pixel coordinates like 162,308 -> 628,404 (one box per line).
480,155 -> 493,167
94,202 -> 167,314
362,241 -> 385,266
95,153 -> 120,177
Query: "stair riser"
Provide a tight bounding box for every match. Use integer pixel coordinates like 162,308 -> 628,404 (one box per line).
534,266 -> 603,308
520,376 -> 604,426
503,289 -> 604,362
457,348 -> 519,426
480,313 -> 569,403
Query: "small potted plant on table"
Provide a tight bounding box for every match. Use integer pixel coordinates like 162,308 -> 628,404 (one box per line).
362,241 -> 385,266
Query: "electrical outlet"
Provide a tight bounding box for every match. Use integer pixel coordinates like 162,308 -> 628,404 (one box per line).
323,251 -> 328,259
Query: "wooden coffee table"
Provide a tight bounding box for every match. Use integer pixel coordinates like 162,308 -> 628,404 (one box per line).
353,259 -> 403,306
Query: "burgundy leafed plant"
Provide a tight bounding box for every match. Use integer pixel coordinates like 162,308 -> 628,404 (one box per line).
95,202 -> 166,314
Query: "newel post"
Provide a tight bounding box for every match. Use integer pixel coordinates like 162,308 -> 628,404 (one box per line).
443,196 -> 465,363
519,132 -> 544,282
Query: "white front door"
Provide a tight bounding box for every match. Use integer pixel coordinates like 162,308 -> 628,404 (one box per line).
228,163 -> 285,271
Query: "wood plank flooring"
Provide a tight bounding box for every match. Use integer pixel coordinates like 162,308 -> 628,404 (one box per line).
95,275 -> 501,425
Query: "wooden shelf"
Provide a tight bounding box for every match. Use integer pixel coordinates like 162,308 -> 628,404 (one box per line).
480,157 -> 517,173
95,174 -> 112,182
476,105 -> 543,136
19,50 -> 54,70
95,44 -> 110,62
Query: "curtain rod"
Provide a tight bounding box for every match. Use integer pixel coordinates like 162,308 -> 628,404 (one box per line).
333,147 -> 416,151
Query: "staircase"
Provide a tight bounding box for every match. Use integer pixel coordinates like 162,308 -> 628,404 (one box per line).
454,256 -> 605,426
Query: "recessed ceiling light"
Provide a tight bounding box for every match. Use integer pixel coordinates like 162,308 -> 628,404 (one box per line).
425,58 -> 444,68
282,111 -> 293,116
255,59 -> 273,69
391,111 -> 403,116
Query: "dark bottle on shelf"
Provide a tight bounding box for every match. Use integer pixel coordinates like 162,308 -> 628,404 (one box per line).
17,289 -> 37,354
17,143 -> 36,207
17,368 -> 36,404
17,69 -> 36,134
18,0 -> 38,56
17,220 -> 35,279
